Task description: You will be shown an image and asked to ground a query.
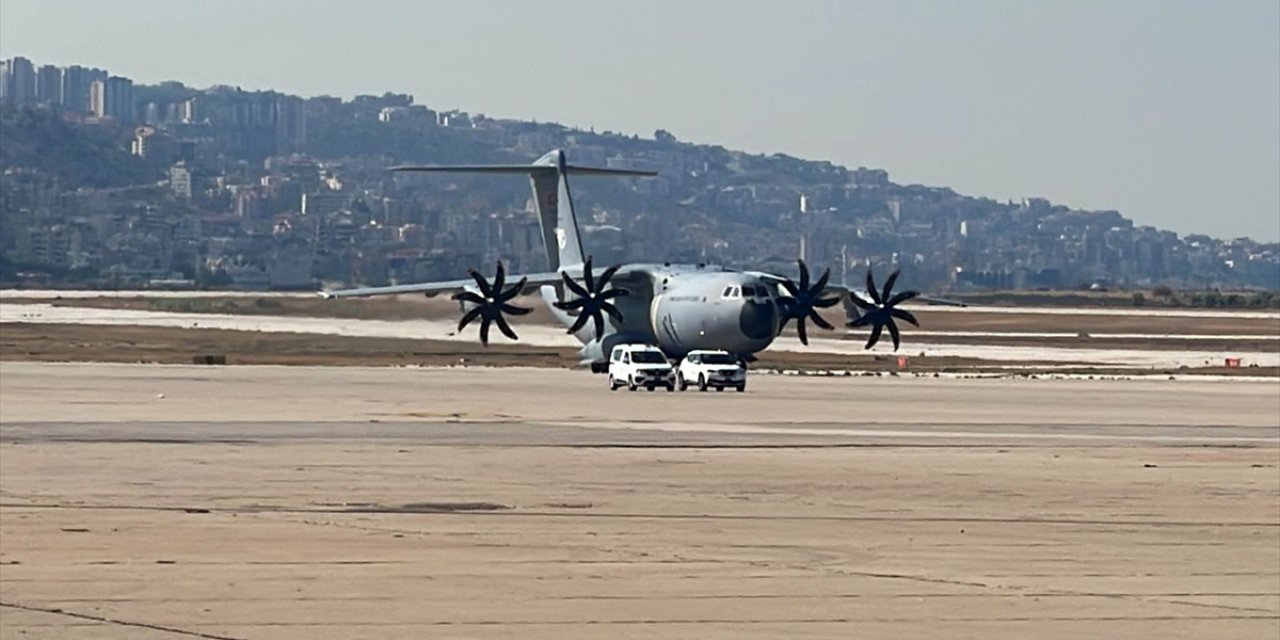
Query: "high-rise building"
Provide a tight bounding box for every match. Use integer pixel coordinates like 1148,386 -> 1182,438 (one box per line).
0,61 -> 10,102
178,97 -> 197,122
90,75 -> 134,123
36,65 -> 63,105
169,162 -> 192,199
89,79 -> 105,117
6,57 -> 36,104
61,65 -> 104,112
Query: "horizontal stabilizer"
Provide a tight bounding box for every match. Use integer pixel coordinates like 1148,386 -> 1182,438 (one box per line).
389,164 -> 657,177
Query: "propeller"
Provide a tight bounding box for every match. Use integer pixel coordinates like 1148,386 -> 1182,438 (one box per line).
778,259 -> 841,345
553,256 -> 629,340
451,261 -> 531,346
850,269 -> 920,350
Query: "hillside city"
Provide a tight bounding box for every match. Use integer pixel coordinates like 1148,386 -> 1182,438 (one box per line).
1,55 -> 1277,294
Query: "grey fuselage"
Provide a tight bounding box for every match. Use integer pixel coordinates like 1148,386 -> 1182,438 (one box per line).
542,263 -> 783,361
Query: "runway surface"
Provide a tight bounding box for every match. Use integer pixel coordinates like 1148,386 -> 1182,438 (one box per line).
0,362 -> 1277,639
5,303 -> 1278,368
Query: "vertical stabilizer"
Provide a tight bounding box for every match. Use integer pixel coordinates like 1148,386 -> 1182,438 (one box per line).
529,150 -> 584,271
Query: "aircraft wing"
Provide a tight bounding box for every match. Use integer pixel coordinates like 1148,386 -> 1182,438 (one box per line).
319,271 -> 566,299
746,271 -> 967,308
319,264 -> 650,299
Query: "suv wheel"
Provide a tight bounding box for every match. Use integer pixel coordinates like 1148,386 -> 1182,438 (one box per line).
677,373 -> 687,391
697,374 -> 707,392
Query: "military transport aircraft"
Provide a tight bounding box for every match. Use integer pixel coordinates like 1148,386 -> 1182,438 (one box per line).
321,150 -> 946,369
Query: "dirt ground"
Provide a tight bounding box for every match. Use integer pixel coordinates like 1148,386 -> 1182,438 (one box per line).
10,294 -> 1280,336
1,323 -> 1273,377
0,363 -> 1277,639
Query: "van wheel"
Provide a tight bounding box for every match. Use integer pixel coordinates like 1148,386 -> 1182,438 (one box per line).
628,376 -> 637,391
608,375 -> 617,391
697,374 -> 707,392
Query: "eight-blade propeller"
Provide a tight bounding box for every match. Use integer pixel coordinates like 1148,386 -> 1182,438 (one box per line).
778,259 -> 841,345
451,262 -> 531,346
553,256 -> 629,340
850,269 -> 919,351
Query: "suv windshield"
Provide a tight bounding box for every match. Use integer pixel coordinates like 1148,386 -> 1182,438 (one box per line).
632,351 -> 667,364
701,353 -> 738,365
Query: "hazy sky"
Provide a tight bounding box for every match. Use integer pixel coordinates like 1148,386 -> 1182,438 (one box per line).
2,0 -> 1277,240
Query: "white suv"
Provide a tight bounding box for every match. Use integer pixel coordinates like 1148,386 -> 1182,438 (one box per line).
608,344 -> 676,392
677,350 -> 747,392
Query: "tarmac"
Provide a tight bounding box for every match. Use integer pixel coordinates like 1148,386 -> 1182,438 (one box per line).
0,361 -> 1277,639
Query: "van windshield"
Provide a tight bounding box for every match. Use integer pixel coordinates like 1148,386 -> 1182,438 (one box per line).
632,351 -> 667,364
701,353 -> 738,365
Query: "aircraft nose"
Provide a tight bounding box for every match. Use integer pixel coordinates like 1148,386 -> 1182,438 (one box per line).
739,299 -> 778,340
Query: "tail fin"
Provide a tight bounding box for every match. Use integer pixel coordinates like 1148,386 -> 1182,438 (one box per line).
389,150 -> 656,272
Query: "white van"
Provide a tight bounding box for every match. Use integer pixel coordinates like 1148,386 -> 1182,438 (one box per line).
608,344 -> 676,392
677,350 -> 747,392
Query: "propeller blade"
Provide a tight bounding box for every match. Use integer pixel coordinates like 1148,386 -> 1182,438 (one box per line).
560,271 -> 589,298
812,268 -> 831,294
865,270 -> 882,305
881,270 -> 900,301
478,316 -> 492,346
469,269 -> 492,298
850,294 -> 875,311
887,317 -> 901,351
494,314 -> 519,341
598,288 -> 629,300
500,303 -> 531,316
591,311 -> 605,340
813,295 -> 840,308
886,290 -> 920,307
808,309 -> 834,331
601,301 -> 625,325
797,317 -> 809,345
890,308 -> 919,326
492,261 -> 506,294
566,309 -> 592,334
850,314 -> 872,328
582,256 -> 595,292
797,259 -> 811,291
597,263 -> 621,289
499,277 -> 527,302
453,291 -> 485,306
864,323 -> 884,350
553,298 -> 585,311
458,306 -> 483,331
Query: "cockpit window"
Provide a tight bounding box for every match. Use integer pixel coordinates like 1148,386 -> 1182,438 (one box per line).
722,287 -> 733,298
742,285 -> 760,297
